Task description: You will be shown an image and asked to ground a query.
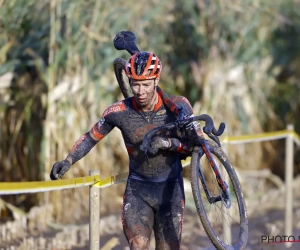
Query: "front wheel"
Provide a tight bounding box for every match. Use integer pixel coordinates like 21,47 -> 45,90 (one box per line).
190,141 -> 248,250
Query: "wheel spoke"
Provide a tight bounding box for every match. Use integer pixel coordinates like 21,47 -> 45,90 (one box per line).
190,144 -> 248,249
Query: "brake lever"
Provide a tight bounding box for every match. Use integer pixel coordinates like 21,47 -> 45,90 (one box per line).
207,133 -> 221,147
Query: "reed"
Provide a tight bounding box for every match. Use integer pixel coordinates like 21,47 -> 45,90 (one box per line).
0,0 -> 299,222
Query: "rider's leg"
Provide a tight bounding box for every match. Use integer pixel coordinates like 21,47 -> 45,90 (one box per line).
153,181 -> 185,250
122,179 -> 154,250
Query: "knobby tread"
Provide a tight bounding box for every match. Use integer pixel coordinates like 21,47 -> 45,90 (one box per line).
113,58 -> 131,99
190,140 -> 248,250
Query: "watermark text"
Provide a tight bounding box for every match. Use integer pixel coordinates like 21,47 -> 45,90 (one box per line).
261,235 -> 300,244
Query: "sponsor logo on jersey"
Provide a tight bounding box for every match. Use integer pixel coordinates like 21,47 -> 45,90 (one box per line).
90,122 -> 105,141
135,124 -> 155,138
156,110 -> 166,115
71,134 -> 87,152
103,101 -> 126,117
97,117 -> 105,130
90,118 -> 106,141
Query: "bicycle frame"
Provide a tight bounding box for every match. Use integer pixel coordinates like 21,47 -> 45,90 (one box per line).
173,88 -> 231,208
181,116 -> 231,208
197,140 -> 231,208
140,114 -> 231,209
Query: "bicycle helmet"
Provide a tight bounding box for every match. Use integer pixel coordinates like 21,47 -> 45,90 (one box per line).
125,51 -> 162,80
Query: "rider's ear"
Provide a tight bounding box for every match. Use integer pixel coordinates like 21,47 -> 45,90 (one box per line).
154,79 -> 159,86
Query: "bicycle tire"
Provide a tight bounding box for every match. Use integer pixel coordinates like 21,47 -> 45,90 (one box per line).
190,141 -> 248,250
113,57 -> 132,99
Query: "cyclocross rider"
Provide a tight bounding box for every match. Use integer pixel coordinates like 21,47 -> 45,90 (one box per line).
50,51 -> 197,249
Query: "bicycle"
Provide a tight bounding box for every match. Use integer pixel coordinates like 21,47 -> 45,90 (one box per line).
113,31 -> 248,250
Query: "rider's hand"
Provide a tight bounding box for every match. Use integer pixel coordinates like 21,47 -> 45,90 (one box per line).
148,136 -> 171,155
50,159 -> 72,180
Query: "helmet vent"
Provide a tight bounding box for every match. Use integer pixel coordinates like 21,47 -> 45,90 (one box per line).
125,51 -> 162,80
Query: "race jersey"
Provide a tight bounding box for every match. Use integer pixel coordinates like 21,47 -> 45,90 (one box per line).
71,94 -> 194,182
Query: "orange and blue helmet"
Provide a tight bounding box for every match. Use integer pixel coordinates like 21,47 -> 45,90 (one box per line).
125,51 -> 162,80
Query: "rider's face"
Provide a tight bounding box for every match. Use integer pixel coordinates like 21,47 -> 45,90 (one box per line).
130,79 -> 158,110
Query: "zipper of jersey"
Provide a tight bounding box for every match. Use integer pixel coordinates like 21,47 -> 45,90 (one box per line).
140,110 -> 155,123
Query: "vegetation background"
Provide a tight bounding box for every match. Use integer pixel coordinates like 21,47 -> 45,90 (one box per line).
0,0 -> 299,224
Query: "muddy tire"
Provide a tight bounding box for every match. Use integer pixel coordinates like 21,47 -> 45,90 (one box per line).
113,58 -> 132,98
190,141 -> 248,249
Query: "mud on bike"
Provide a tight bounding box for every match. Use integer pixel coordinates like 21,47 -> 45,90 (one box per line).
112,31 -> 248,250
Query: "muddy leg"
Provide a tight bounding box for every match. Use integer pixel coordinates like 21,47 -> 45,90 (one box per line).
129,235 -> 150,250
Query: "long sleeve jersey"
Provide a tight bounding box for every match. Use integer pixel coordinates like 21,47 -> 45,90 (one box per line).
66,94 -> 194,182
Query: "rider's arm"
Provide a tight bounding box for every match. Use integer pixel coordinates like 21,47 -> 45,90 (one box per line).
168,138 -> 193,156
50,102 -> 124,180
170,96 -> 204,154
150,136 -> 193,156
65,117 -> 114,165
65,133 -> 97,165
64,100 -> 127,166
65,100 -> 128,165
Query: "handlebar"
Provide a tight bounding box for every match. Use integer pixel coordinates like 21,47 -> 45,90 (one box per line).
140,114 -> 225,154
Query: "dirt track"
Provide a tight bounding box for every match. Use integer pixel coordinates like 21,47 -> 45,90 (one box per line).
97,205 -> 300,250
2,198 -> 300,250
1,180 -> 300,250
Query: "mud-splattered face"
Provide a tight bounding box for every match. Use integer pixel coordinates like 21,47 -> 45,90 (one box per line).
130,79 -> 158,111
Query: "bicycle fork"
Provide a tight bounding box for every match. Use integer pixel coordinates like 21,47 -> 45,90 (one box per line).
198,143 -> 231,209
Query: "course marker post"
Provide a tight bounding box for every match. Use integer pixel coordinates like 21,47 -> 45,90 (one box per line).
89,170 -> 100,250
285,125 -> 294,248
222,143 -> 231,244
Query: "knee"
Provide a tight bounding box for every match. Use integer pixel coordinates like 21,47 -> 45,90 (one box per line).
155,241 -> 180,250
129,235 -> 150,250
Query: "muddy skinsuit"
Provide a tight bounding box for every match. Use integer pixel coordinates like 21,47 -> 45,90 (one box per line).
67,93 -> 194,249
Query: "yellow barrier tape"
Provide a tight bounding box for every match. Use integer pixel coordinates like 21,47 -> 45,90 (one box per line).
0,175 -> 100,195
291,131 -> 300,145
221,130 -> 300,145
93,173 -> 129,188
181,157 -> 192,167
0,129 -> 299,195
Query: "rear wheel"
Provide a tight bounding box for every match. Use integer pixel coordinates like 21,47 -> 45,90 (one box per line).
113,58 -> 132,99
190,141 -> 248,250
